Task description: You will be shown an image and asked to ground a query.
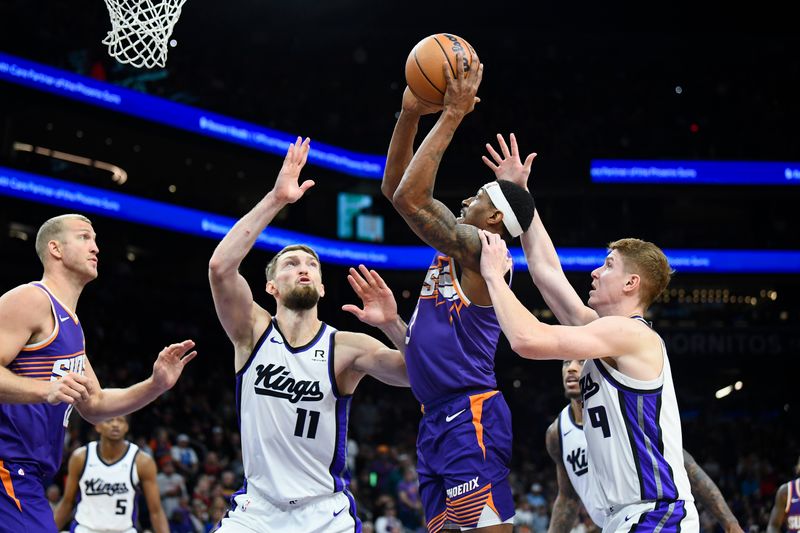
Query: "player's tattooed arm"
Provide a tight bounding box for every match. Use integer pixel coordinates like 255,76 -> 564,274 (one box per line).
546,420 -> 581,533
396,200 -> 483,272
392,58 -> 483,271
683,450 -> 744,533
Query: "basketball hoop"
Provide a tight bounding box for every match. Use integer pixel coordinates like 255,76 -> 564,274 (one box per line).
102,0 -> 188,69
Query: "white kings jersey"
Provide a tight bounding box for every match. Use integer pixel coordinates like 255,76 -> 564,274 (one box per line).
557,405 -> 607,527
74,441 -> 140,532
579,318 -> 693,517
236,320 -> 354,506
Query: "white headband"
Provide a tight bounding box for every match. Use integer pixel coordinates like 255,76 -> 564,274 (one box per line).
482,181 -> 523,238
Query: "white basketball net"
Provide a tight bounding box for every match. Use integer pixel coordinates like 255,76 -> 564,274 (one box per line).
102,0 -> 188,69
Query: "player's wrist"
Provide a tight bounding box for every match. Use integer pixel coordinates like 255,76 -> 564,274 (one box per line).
399,107 -> 422,119
38,380 -> 52,403
441,107 -> 467,121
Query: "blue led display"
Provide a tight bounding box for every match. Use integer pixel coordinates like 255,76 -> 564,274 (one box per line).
0,52 -> 385,179
2,166 -> 798,273
591,159 -> 800,185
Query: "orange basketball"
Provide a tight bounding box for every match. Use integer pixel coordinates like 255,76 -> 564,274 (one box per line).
405,33 -> 478,106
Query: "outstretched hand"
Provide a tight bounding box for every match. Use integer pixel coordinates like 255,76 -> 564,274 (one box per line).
442,52 -> 483,116
478,229 -> 513,280
272,136 -> 315,204
342,265 -> 398,328
151,340 -> 197,392
482,133 -> 536,190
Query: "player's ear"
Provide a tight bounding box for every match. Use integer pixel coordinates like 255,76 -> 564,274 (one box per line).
266,280 -> 277,296
486,209 -> 504,231
49,239 -> 63,259
318,283 -> 325,299
624,274 -> 641,294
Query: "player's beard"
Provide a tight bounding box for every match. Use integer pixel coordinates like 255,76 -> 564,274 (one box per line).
284,285 -> 320,310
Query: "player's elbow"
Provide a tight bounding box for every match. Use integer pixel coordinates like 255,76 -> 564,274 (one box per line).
79,410 -> 103,426
380,181 -> 396,202
391,176 -> 427,214
208,256 -> 233,282
391,186 -> 410,211
508,333 -> 540,360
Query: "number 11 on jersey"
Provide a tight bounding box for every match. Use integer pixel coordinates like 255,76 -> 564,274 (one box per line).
294,408 -> 320,439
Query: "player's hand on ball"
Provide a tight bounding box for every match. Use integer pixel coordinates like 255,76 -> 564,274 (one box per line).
482,133 -> 537,190
272,136 -> 315,204
442,52 -> 483,116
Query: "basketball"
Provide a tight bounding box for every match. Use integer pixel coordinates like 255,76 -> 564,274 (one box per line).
405,33 -> 478,106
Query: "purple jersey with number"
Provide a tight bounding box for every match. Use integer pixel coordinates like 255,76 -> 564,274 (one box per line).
0,282 -> 86,480
787,478 -> 800,532
405,253 -> 508,405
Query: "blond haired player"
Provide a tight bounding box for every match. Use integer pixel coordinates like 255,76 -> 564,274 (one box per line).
477,134 -> 699,533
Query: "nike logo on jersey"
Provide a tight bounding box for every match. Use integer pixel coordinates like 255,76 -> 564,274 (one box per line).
269,337 -> 283,344
59,315 -> 70,322
333,506 -> 347,517
563,429 -> 573,436
83,478 -> 130,496
253,363 -> 323,403
445,409 -> 466,422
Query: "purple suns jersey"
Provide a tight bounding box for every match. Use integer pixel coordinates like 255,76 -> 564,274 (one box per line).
0,282 -> 86,479
405,253 -> 509,405
786,478 -> 800,532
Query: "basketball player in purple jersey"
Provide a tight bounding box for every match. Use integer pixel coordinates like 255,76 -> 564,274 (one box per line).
767,456 -> 800,533
381,55 -> 534,532
0,214 -> 197,533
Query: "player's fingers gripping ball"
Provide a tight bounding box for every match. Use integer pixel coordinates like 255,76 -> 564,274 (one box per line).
405,33 -> 478,105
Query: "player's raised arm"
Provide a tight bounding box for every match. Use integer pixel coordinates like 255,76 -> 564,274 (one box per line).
209,137 -> 314,354
482,134 -> 597,326
391,54 -> 486,272
383,88 -> 442,201
479,230 -> 655,365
